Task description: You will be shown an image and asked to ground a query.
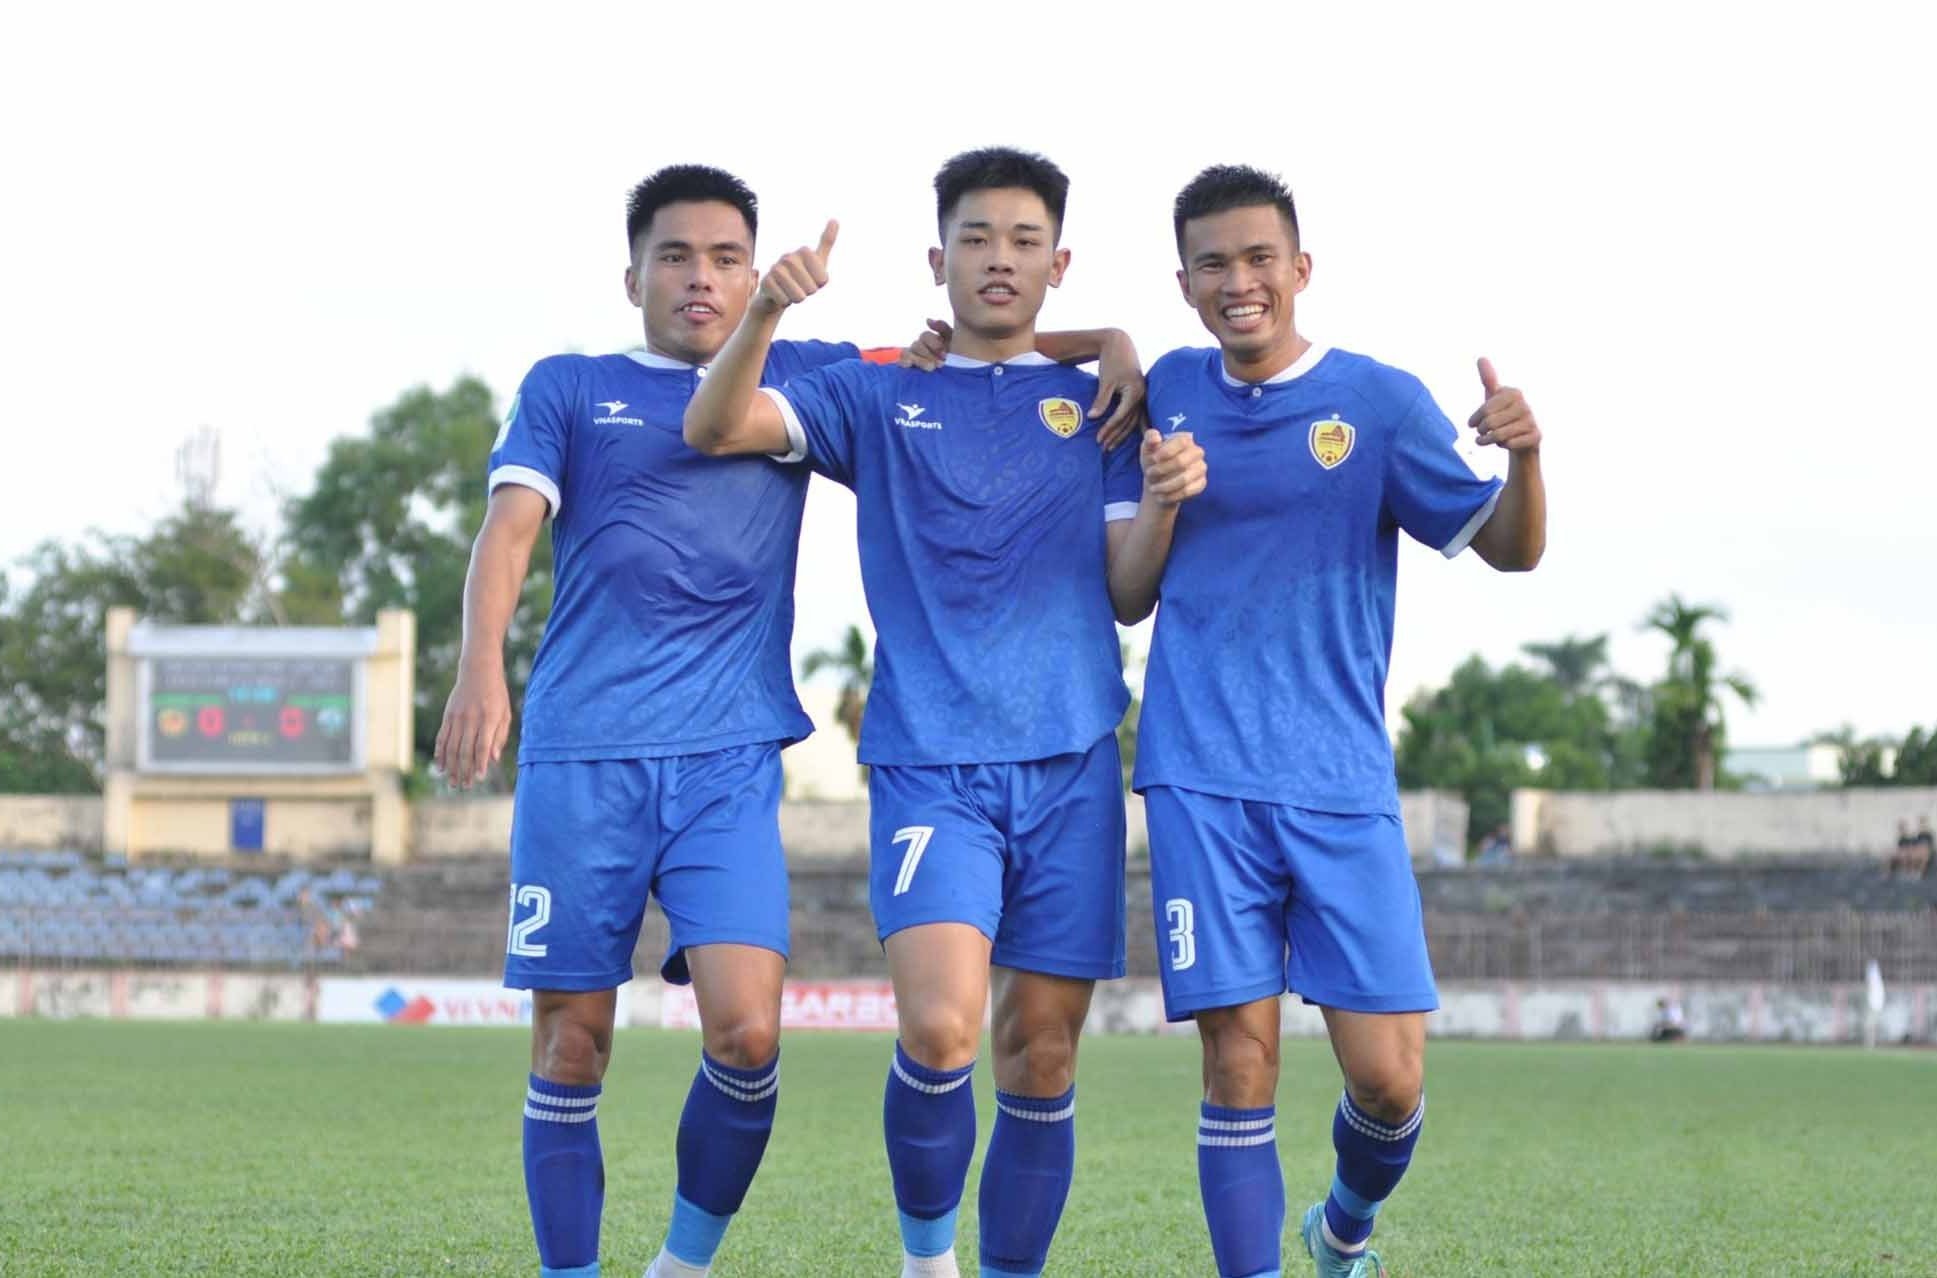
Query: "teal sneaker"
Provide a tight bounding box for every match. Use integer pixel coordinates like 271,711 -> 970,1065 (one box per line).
1301,1203 -> 1386,1278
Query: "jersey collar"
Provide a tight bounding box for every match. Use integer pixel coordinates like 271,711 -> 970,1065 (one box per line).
626,347 -> 700,371
942,351 -> 1057,369
1219,340 -> 1331,387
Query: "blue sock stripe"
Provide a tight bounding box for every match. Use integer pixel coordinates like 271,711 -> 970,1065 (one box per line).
528,1073 -> 602,1099
1339,1091 -> 1425,1142
702,1051 -> 780,1087
994,1087 -> 1075,1123
538,1265 -> 600,1278
525,1087 -> 600,1110
892,1043 -> 975,1094
524,1103 -> 599,1124
701,1058 -> 779,1103
1328,1174 -> 1379,1220
1201,1102 -> 1275,1122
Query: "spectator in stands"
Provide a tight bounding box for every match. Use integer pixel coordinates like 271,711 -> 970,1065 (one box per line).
1916,817 -> 1935,879
335,901 -> 362,954
1650,997 -> 1687,1043
1888,819 -> 1922,877
297,888 -> 331,955
1476,824 -> 1514,866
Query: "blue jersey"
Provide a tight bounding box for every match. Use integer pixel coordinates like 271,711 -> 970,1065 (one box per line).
489,341 -> 859,762
770,353 -> 1142,766
1134,344 -> 1503,814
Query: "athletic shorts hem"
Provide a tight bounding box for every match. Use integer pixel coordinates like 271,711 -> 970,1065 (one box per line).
990,943 -> 1125,982
1161,977 -> 1288,1023
876,912 -> 999,947
1291,985 -> 1441,1015
501,964 -> 634,993
666,929 -> 786,960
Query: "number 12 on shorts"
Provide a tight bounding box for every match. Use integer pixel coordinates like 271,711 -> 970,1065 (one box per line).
506,883 -> 551,958
890,825 -> 935,897
1165,898 -> 1196,971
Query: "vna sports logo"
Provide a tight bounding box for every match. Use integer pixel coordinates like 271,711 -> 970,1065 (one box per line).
374,987 -> 436,1024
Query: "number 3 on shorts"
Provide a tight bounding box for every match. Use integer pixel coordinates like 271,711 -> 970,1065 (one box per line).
890,825 -> 935,897
1164,898 -> 1196,971
507,883 -> 551,958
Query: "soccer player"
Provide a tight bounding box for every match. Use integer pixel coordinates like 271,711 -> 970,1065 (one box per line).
435,162 -> 1143,1278
1108,164 -> 1547,1278
684,148 -> 1176,1278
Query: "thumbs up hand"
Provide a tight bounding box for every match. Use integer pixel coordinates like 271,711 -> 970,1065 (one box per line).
1467,357 -> 1541,452
755,219 -> 839,316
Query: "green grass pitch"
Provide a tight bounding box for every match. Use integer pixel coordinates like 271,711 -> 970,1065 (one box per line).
1,1021 -> 1931,1275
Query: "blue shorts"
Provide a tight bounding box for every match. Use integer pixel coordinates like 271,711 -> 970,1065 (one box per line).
503,744 -> 790,992
1144,786 -> 1438,1021
867,734 -> 1127,980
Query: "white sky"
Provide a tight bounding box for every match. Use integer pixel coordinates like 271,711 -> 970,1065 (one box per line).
3,2 -> 1932,747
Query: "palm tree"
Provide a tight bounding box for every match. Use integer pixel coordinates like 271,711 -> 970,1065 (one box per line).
1521,634 -> 1611,700
1642,594 -> 1758,790
801,625 -> 871,744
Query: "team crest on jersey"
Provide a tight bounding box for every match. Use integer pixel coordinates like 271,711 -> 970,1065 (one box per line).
1309,415 -> 1355,469
1038,397 -> 1082,438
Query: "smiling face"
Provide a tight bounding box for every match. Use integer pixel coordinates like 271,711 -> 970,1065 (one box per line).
928,187 -> 1069,347
1176,202 -> 1312,377
624,199 -> 758,365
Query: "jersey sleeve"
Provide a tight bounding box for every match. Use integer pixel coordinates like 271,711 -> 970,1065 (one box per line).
488,359 -> 572,515
1383,386 -> 1503,557
763,359 -> 874,487
1102,435 -> 1142,521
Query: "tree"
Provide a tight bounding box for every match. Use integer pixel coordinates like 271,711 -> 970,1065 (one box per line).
1896,726 -> 1937,785
1395,651 -> 1629,843
800,624 -> 871,744
1521,633 -> 1611,700
1641,594 -> 1757,790
278,378 -> 553,784
0,500 -> 266,790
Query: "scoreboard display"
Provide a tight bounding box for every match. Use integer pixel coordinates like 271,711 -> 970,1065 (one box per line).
142,655 -> 361,772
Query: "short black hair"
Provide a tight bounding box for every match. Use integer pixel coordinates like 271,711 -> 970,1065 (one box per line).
934,147 -> 1070,241
1172,164 -> 1299,257
625,164 -> 758,256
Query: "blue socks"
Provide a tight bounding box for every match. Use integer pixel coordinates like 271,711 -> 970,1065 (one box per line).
977,1086 -> 1078,1278
654,1051 -> 781,1267
1197,1102 -> 1284,1278
883,1041 -> 977,1259
1323,1092 -> 1423,1254
524,1074 -> 604,1277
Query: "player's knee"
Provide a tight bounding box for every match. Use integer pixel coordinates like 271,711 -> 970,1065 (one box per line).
1202,1022 -> 1279,1106
703,1010 -> 781,1070
1346,1061 -> 1423,1123
899,1001 -> 982,1070
534,1011 -> 612,1086
997,1022 -> 1078,1095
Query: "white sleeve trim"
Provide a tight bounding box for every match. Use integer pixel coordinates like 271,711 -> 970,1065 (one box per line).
760,386 -> 809,464
488,465 -> 561,517
1440,486 -> 1502,558
1104,501 -> 1140,522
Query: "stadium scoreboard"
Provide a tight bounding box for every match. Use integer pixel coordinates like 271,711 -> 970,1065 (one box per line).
132,626 -> 375,775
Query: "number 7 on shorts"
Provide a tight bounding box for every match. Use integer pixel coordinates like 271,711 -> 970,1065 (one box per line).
890,825 -> 935,897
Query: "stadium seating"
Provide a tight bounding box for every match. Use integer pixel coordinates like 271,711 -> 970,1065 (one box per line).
0,850 -> 381,967
6,849 -> 1932,982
